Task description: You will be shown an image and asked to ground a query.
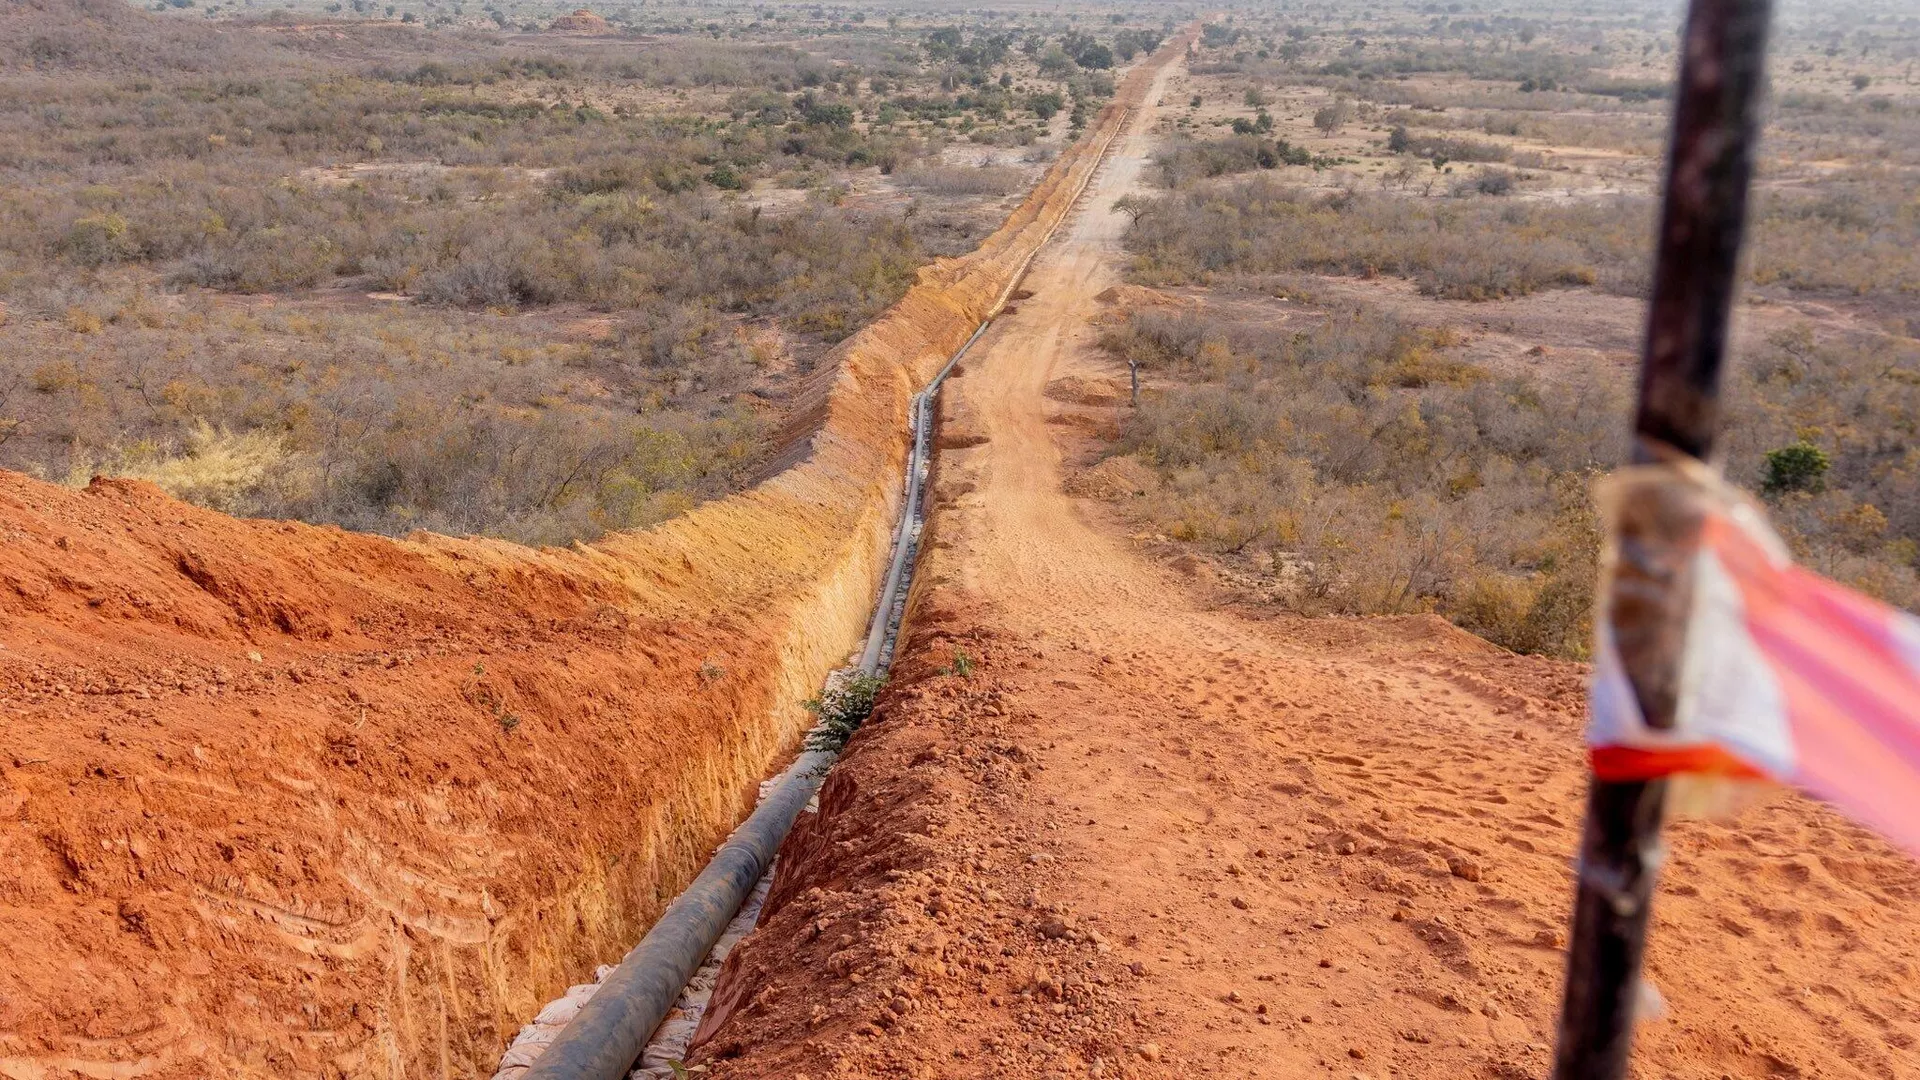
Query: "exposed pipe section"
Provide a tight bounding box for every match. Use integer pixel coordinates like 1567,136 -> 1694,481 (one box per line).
519,749 -> 833,1080
516,334 -> 969,1080
856,320 -> 985,674
517,91 -> 1146,1080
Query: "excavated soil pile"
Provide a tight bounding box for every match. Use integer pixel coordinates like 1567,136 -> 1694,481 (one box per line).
546,8 -> 613,34
690,600 -> 1920,1080
0,39 -> 1186,1080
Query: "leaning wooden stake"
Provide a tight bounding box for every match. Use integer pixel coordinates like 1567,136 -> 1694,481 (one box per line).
1550,1 -> 1773,1078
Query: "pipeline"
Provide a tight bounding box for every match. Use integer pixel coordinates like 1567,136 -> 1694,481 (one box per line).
856,317 -> 986,674
515,93 -> 1145,1080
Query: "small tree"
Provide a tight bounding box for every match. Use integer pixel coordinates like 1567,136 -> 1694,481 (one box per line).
1762,441 -> 1830,496
1112,194 -> 1155,225
803,673 -> 886,751
1312,98 -> 1352,136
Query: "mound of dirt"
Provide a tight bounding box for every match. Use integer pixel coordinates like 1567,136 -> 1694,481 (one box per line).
1092,283 -> 1186,321
937,431 -> 992,450
547,7 -> 613,34
1063,455 -> 1157,499
0,474 -> 790,1079
1043,374 -> 1127,407
690,551 -> 1920,1080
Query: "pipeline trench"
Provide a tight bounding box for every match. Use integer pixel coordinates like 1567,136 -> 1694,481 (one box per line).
5,22 -> 1917,1080
488,56 -> 1163,1080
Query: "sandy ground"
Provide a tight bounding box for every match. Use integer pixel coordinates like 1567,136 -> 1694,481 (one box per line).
689,54 -> 1920,1080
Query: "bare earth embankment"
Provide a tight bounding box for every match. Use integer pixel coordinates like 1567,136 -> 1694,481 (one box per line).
688,57 -> 1920,1080
0,40 -> 1187,1080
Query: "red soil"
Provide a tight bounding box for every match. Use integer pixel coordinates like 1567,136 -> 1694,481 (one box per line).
0,474 -> 786,1078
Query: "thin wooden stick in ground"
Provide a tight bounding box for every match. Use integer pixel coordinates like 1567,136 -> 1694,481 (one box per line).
1551,1 -> 1775,1077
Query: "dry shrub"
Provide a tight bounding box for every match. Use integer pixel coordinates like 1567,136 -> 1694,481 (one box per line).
1746,172 -> 1920,305
0,0 -> 1133,549
1122,177 -> 1638,300
1106,301 -> 1621,656
1124,172 -> 1919,318
0,289 -> 768,544
61,420 -> 304,516
1108,292 -> 1920,654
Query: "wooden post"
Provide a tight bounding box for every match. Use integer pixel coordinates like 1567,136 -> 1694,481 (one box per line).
1550,1 -> 1773,1078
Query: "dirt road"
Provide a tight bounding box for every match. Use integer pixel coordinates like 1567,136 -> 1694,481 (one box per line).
691,56 -> 1920,1080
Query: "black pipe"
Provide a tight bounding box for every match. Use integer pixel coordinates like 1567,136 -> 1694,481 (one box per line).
858,321 -> 985,675
523,277 -> 988,1080
520,749 -> 833,1080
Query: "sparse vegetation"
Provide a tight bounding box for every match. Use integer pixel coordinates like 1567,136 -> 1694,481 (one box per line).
1102,304 -> 1612,657
1124,178 -> 1633,300
803,671 -> 887,752
893,164 -> 1029,196
1106,2 -> 1920,652
1122,172 -> 1919,315
0,0 -> 1168,543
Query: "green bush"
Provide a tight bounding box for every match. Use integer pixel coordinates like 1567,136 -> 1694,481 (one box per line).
803,673 -> 887,752
1762,442 -> 1830,496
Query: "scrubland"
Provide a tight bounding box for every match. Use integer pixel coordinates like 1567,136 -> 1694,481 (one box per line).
8,0 -> 1918,655
1,0 -> 1166,542
1097,0 -> 1920,657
